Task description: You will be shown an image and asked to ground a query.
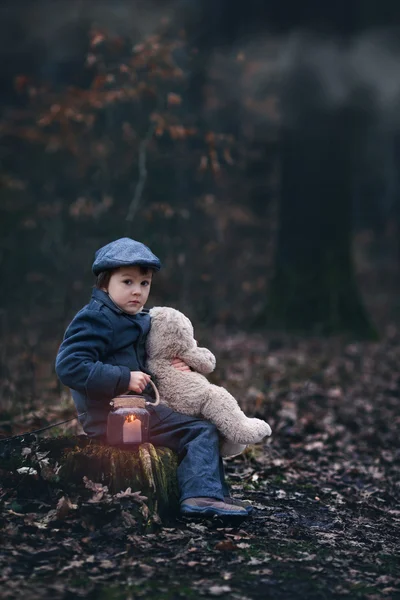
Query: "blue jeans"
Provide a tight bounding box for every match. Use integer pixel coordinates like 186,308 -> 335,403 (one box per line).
148,404 -> 229,502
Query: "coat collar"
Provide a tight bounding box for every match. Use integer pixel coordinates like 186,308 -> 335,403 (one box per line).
91,288 -> 150,319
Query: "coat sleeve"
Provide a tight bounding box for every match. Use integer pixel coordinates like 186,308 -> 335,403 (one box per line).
55,309 -> 131,404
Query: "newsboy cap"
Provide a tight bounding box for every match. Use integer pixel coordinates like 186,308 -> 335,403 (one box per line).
92,237 -> 161,275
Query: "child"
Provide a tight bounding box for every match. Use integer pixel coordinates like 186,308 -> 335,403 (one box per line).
56,237 -> 250,518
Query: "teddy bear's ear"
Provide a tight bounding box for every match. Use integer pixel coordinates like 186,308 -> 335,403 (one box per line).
149,306 -> 164,319
150,306 -> 181,323
149,306 -> 175,327
147,306 -> 194,358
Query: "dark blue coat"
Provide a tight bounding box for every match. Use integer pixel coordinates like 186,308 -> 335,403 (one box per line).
55,288 -> 151,436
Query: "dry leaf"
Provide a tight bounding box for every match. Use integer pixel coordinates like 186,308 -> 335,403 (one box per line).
214,540 -> 238,552
114,488 -> 147,503
56,496 -> 77,520
208,585 -> 232,596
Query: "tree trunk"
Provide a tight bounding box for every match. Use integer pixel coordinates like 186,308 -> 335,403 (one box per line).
263,66 -> 376,337
0,436 -> 179,520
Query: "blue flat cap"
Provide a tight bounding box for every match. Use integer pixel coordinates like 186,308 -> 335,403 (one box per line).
92,237 -> 161,275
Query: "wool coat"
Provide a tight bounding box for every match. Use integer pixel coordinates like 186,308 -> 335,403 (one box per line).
55,288 -> 152,436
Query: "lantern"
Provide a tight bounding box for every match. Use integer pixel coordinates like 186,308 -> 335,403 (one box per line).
107,380 -> 160,447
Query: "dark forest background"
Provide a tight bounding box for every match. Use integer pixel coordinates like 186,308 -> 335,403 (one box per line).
1,5 -> 400,598
2,0 -> 400,409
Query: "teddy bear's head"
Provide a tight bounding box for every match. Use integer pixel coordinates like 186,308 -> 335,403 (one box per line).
147,306 -> 196,358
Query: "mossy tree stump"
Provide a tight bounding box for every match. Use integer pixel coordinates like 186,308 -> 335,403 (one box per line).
61,439 -> 179,516
0,435 -> 179,521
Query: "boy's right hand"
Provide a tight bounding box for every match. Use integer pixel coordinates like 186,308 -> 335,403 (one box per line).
128,371 -> 151,393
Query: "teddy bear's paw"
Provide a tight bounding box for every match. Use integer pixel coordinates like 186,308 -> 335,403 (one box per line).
231,418 -> 272,444
220,439 -> 247,458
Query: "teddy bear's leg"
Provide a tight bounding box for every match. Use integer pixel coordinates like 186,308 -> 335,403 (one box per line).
200,386 -> 272,445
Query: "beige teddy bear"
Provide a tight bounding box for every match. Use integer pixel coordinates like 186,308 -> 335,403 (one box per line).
146,306 -> 272,457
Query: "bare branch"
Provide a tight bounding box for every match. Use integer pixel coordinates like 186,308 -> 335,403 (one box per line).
125,120 -> 157,228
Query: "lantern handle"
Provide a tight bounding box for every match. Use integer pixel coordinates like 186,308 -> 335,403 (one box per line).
147,379 -> 160,406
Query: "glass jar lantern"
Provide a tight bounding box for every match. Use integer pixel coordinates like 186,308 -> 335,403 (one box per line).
107,380 -> 160,447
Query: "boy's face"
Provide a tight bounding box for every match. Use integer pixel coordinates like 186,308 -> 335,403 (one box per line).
104,266 -> 152,315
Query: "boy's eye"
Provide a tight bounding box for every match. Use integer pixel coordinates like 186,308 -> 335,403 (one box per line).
141,281 -> 150,287
123,279 -> 132,285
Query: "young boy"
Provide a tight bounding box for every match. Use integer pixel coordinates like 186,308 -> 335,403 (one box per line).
55,237 -> 250,518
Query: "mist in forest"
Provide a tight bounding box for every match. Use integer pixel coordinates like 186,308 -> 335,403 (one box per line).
204,29 -> 400,128
279,30 -> 400,119
2,1 -> 400,124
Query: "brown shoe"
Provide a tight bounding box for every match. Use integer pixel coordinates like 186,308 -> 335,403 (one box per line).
181,497 -> 248,517
224,496 -> 253,514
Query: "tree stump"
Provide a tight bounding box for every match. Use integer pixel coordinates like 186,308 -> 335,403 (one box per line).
0,436 -> 180,522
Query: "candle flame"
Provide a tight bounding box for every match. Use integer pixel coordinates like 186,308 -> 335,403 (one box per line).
125,414 -> 137,423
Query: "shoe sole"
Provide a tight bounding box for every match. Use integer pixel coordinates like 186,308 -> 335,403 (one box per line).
224,502 -> 253,515
181,507 -> 248,518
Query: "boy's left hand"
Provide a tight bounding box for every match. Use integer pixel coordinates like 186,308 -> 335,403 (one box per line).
171,358 -> 191,372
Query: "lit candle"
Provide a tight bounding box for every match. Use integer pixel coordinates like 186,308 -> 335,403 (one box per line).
122,414 -> 142,443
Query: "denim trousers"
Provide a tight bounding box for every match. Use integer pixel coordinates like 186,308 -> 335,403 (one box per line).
148,404 -> 229,502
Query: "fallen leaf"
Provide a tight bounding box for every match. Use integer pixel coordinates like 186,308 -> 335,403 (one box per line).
250,568 -> 273,576
114,488 -> 147,502
56,496 -> 78,520
214,540 -> 238,552
16,467 -> 37,476
208,585 -> 232,596
59,560 -> 85,574
121,510 -> 137,528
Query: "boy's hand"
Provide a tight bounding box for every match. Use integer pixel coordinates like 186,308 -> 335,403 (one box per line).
171,358 -> 191,373
128,371 -> 151,393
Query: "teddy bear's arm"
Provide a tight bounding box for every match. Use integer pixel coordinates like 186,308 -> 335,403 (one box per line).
180,346 -> 216,375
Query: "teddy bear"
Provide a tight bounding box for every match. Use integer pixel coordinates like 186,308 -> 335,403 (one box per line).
146,306 -> 272,457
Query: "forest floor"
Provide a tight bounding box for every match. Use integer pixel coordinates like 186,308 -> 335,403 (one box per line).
1,331 -> 400,600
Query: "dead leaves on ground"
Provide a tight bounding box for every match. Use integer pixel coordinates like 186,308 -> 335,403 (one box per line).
1,333 -> 400,598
